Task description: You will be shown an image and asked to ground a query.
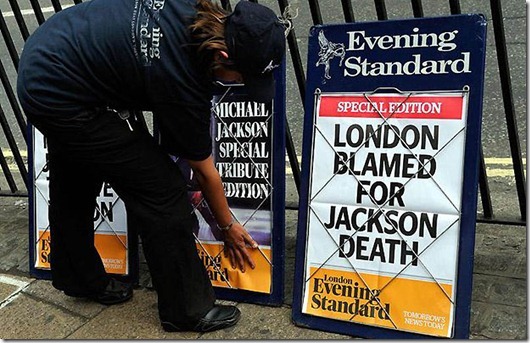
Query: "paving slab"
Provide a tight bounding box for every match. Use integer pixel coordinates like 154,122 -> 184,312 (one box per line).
0,282 -> 18,303
483,303 -> 527,340
0,198 -> 29,274
0,273 -> 32,303
475,224 -> 526,255
487,275 -> 526,307
67,288 -> 200,339
473,224 -> 526,278
23,279 -> 106,318
469,301 -> 490,339
201,303 -> 353,340
470,301 -> 526,340
0,293 -> 86,339
283,209 -> 299,306
471,274 -> 526,306
474,245 -> 526,278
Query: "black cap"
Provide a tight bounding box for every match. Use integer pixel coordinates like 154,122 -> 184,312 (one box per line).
225,1 -> 286,103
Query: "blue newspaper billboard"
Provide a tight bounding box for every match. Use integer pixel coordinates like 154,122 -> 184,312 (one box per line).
166,63 -> 286,306
292,14 -> 486,338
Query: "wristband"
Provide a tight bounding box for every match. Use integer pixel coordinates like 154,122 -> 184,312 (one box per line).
218,219 -> 235,232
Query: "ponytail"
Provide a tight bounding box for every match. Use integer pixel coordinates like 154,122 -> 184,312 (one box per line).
189,0 -> 228,72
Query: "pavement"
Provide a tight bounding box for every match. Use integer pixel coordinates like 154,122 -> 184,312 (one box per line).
0,193 -> 526,340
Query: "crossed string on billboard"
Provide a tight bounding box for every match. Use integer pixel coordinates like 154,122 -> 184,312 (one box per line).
188,87 -> 274,289
306,88 -> 468,326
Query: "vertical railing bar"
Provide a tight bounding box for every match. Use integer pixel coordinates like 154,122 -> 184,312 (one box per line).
308,0 -> 323,25
277,0 -> 306,104
8,0 -> 31,41
0,103 -> 28,189
277,0 -> 303,195
0,144 -> 19,194
374,0 -> 388,20
29,0 -> 46,25
0,8 -> 20,71
478,148 -> 493,219
285,118 -> 301,196
341,0 -> 355,23
490,0 -> 526,220
449,0 -> 462,15
50,0 -> 63,13
0,58 -> 27,143
411,0 -> 424,18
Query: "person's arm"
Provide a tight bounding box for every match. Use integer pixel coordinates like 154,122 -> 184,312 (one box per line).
187,155 -> 258,273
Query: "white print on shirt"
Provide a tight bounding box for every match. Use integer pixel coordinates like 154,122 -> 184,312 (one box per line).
132,0 -> 166,66
261,60 -> 280,74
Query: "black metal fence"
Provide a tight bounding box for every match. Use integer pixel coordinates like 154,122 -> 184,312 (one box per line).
0,0 -> 525,225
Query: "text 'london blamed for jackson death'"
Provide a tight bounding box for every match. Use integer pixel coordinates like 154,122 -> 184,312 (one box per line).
323,115 -> 442,266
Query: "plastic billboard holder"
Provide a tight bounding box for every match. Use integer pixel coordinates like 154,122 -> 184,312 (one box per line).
292,15 -> 487,338
159,62 -> 286,306
28,125 -> 139,284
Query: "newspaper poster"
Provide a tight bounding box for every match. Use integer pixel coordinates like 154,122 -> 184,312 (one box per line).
31,127 -> 129,276
174,93 -> 274,294
301,91 -> 468,337
293,14 -> 486,339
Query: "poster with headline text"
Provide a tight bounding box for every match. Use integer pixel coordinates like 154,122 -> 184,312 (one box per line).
301,91 -> 468,337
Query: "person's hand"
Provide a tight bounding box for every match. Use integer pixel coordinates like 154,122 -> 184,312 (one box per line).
223,222 -> 258,273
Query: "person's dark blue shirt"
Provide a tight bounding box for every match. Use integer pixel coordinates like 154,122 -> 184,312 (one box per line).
18,0 -> 213,160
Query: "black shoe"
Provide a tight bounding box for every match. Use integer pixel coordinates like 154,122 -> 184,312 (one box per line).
161,305 -> 241,333
64,278 -> 133,305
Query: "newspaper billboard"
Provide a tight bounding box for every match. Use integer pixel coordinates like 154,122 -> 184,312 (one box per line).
29,126 -> 137,280
168,65 -> 286,305
293,15 -> 486,338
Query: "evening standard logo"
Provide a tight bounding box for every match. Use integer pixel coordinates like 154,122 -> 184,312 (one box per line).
316,27 -> 470,79
310,273 -> 391,320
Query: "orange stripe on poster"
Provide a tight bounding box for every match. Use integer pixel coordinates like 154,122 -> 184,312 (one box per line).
303,267 -> 453,337
197,243 -> 272,294
35,230 -> 51,269
95,233 -> 128,275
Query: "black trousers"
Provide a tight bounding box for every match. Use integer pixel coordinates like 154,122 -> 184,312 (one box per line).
30,109 -> 215,326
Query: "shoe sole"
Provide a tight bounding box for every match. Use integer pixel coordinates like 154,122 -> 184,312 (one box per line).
195,310 -> 241,332
161,310 -> 241,333
64,291 -> 133,306
93,291 -> 133,305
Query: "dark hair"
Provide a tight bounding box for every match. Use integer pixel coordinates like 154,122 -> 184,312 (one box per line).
189,0 -> 229,72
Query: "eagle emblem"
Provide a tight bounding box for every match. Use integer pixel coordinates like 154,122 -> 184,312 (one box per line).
316,30 -> 346,79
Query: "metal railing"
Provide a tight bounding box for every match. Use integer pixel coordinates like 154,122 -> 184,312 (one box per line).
0,0 -> 526,225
